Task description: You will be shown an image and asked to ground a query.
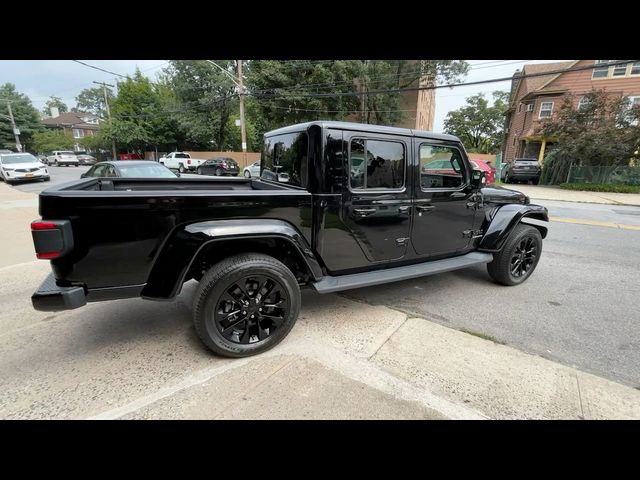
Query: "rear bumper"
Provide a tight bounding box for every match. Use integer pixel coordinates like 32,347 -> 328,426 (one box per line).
510,170 -> 540,179
32,273 -> 87,312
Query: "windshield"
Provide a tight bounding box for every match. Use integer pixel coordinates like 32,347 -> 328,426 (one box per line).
1,154 -> 38,164
117,164 -> 177,178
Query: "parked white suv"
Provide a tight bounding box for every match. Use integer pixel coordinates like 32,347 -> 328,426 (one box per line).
47,150 -> 79,167
0,153 -> 50,184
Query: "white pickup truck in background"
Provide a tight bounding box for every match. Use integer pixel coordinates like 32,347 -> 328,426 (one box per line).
158,152 -> 207,172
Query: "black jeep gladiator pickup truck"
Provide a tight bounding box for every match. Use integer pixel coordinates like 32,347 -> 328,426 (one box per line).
30,121 -> 548,357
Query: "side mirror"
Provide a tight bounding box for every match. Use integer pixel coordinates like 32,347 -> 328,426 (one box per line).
471,169 -> 486,189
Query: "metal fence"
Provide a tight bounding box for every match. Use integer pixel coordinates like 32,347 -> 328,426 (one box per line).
566,165 -> 640,186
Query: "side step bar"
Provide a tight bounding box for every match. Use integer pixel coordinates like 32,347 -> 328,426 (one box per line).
313,252 -> 494,294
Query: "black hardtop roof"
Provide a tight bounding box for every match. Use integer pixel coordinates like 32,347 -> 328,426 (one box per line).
265,121 -> 460,142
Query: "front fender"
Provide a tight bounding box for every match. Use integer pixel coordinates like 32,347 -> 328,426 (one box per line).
478,203 -> 548,252
142,219 -> 322,299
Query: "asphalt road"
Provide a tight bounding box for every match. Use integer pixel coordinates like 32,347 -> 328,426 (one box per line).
6,170 -> 640,387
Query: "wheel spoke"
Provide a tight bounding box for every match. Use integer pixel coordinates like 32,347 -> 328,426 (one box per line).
511,259 -> 521,276
257,322 -> 269,341
261,313 -> 285,327
263,299 -> 285,308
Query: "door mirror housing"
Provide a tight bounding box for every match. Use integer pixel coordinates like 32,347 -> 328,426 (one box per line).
471,169 -> 486,190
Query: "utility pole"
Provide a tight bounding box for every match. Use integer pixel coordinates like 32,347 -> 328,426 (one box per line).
237,60 -> 247,153
6,102 -> 22,152
93,81 -> 117,160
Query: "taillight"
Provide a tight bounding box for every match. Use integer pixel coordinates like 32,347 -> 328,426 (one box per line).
187,159 -> 191,165
31,219 -> 73,260
36,251 -> 61,260
222,162 -> 227,168
31,221 -> 58,230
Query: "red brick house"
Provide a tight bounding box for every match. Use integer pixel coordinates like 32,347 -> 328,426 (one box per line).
41,110 -> 100,153
502,60 -> 640,164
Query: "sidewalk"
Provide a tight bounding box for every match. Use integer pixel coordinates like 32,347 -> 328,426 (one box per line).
510,184 -> 640,206
0,182 -> 39,268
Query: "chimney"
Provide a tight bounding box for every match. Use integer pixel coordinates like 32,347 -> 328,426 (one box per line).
50,106 -> 60,118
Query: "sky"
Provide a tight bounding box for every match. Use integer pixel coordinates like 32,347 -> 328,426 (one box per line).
0,59 -> 568,134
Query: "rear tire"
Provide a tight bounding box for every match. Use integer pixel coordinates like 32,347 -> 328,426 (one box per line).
178,163 -> 186,173
487,224 -> 542,286
244,170 -> 251,178
215,168 -> 222,177
193,253 -> 301,358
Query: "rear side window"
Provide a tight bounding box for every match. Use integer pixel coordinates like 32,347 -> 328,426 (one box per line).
261,131 -> 308,188
419,144 -> 466,189
349,138 -> 405,190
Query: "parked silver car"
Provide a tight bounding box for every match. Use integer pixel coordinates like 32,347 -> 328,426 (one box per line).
243,161 -> 261,178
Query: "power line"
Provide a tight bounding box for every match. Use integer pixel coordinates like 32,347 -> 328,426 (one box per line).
248,60 -> 638,100
71,60 -> 127,78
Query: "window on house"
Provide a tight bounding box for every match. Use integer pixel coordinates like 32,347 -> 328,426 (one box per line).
632,62 -> 640,75
578,96 -> 591,111
539,102 -> 554,118
526,104 -> 534,112
72,128 -> 84,138
592,60 -> 611,78
349,138 -> 405,190
613,62 -> 629,76
518,104 -> 522,112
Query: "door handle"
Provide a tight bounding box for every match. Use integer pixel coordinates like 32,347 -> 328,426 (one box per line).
398,206 -> 410,214
416,205 -> 435,212
354,208 -> 376,217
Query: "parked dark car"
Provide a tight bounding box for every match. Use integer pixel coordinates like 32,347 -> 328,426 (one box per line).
76,154 -> 97,166
197,157 -> 240,176
80,160 -> 179,178
503,158 -> 542,184
30,121 -> 548,359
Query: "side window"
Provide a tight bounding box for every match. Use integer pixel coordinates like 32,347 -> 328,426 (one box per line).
419,144 -> 466,190
91,165 -> 106,177
261,131 -> 308,188
349,138 -> 405,190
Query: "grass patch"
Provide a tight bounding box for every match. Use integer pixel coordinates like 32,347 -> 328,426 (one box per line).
459,328 -> 505,345
558,183 -> 640,194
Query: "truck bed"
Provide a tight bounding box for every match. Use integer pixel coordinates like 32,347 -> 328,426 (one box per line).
37,177 -> 313,291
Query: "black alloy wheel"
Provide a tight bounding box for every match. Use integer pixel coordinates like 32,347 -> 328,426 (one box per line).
214,275 -> 289,345
193,253 -> 301,357
487,223 -> 542,286
509,236 -> 537,279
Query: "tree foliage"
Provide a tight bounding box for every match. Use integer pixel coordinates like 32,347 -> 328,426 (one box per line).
0,83 -> 43,151
246,60 -> 470,134
43,96 -> 68,115
32,129 -> 74,152
74,86 -> 113,117
443,91 -> 509,154
162,60 -> 238,150
536,90 -> 640,184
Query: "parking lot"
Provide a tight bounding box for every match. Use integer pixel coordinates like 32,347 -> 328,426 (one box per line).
1,167 -> 639,419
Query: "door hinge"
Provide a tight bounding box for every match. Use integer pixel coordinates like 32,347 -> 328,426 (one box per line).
395,237 -> 410,246
462,229 -> 484,239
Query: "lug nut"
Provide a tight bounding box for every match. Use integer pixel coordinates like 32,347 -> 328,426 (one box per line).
258,308 -> 262,312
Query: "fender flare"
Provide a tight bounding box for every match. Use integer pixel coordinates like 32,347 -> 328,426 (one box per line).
141,219 -> 322,299
478,203 -> 549,252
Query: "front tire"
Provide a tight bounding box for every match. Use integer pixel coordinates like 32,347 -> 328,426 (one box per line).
193,253 -> 301,358
244,170 -> 251,178
215,168 -> 223,177
487,224 -> 542,286
178,163 -> 186,173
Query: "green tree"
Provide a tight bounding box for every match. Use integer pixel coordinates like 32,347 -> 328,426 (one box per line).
32,129 -> 74,152
162,60 -> 239,150
537,90 -> 640,184
443,91 -> 509,154
246,60 -> 469,138
105,69 -> 185,154
0,83 -> 43,151
74,86 -> 113,117
43,96 -> 68,116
